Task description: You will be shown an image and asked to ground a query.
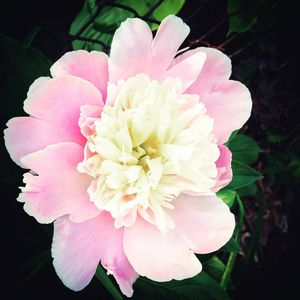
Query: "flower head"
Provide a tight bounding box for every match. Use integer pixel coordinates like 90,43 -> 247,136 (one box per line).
4,15 -> 251,297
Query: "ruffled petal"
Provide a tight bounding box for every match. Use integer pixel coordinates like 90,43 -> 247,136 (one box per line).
109,18 -> 153,83
171,194 -> 235,254
152,15 -> 190,73
163,51 -> 207,91
184,47 -> 232,90
5,75 -> 103,166
109,16 -> 190,83
18,142 -> 100,223
52,213 -> 138,296
184,47 -> 251,143
213,145 -> 233,192
50,50 -> 109,100
123,216 -> 202,282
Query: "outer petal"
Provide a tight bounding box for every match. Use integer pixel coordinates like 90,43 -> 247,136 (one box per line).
50,50 -> 109,100
52,213 -> 138,297
18,142 -> 100,223
171,194 -> 235,254
109,15 -> 190,83
5,76 -> 103,166
183,47 -> 232,89
123,216 -> 202,282
213,145 -> 233,192
184,48 -> 252,143
109,18 -> 153,83
5,117 -> 76,168
151,15 -> 190,74
163,51 -> 207,92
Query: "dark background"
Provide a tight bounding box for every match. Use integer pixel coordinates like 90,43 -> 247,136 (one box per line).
1,0 -> 299,299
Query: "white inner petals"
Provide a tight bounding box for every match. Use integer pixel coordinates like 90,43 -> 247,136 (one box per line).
78,74 -> 220,233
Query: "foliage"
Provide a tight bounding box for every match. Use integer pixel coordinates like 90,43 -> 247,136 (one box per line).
70,0 -> 185,51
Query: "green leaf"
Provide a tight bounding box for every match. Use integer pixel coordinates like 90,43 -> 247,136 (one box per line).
228,134 -> 261,165
237,182 -> 258,197
220,237 -> 240,253
267,134 -> 288,144
227,160 -> 262,190
217,189 -> 236,208
19,249 -> 51,288
136,271 -> 230,300
203,256 -> 226,281
23,26 -> 42,47
95,266 -> 123,300
227,0 -> 267,34
0,33 -> 51,182
224,130 -> 239,145
70,0 -> 185,51
151,0 -> 186,30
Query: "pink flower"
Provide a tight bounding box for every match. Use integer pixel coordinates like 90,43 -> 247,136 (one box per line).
4,16 -> 251,297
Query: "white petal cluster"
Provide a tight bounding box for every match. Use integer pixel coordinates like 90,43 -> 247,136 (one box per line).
78,74 -> 220,232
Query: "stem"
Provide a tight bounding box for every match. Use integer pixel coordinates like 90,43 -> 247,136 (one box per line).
143,0 -> 164,19
105,2 -> 139,17
68,34 -> 110,50
228,40 -> 255,58
220,194 -> 244,289
235,190 -> 265,286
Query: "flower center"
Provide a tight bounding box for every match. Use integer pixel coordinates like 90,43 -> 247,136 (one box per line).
78,74 -> 220,232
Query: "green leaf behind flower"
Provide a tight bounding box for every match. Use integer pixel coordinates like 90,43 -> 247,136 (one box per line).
227,160 -> 262,190
217,189 -> 237,208
228,134 -> 261,165
227,0 -> 267,34
95,265 -> 123,300
70,0 -> 185,51
134,271 -> 230,300
220,237 -> 241,253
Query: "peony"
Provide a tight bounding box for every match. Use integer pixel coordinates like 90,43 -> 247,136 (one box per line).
4,15 -> 251,297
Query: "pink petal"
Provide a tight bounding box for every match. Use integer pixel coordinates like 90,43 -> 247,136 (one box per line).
152,15 -> 190,74
213,145 -> 233,192
78,104 -> 103,137
52,213 -> 138,296
184,47 -> 232,89
24,75 -> 103,143
123,216 -> 202,282
109,18 -> 153,83
163,51 -> 207,91
171,194 -> 235,254
109,16 -> 190,83
5,75 -> 103,166
185,47 -> 252,143
4,117 -> 77,167
50,50 -> 109,100
18,142 -> 100,223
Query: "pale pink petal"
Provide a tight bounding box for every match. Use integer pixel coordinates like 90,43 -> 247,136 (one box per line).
52,213 -> 138,296
78,105 -> 103,137
213,145 -> 233,192
24,75 -> 103,145
5,75 -> 103,166
50,50 -> 109,100
171,194 -> 235,254
184,47 -> 251,143
109,18 -> 153,83
123,216 -> 202,282
163,51 -> 207,91
152,15 -> 190,73
199,80 -> 252,143
183,47 -> 232,89
18,142 -> 100,223
4,117 -> 79,167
